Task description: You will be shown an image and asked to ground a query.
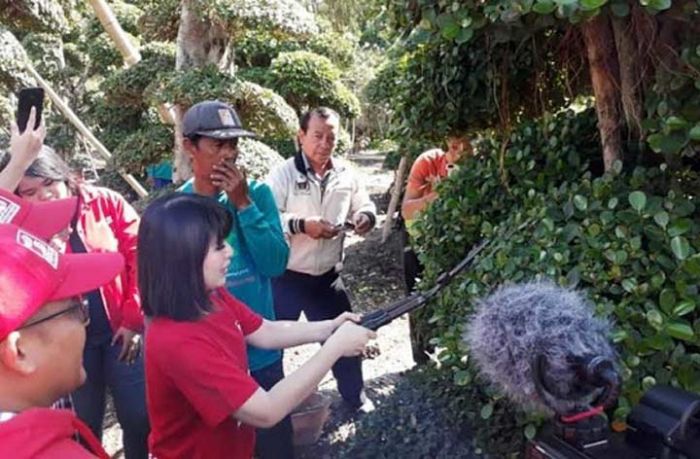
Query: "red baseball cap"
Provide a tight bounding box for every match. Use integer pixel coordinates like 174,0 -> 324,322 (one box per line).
0,188 -> 77,240
0,224 -> 125,340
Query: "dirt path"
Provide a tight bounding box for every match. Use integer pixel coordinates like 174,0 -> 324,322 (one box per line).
103,150 -> 413,458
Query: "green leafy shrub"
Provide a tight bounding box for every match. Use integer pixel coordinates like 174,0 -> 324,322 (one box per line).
138,0 -> 181,41
268,51 -> 360,118
0,0 -> 68,34
237,138 -> 284,180
22,33 -> 64,80
101,41 -> 175,109
0,26 -> 32,91
412,108 -> 700,454
232,81 -> 298,142
112,116 -> 173,174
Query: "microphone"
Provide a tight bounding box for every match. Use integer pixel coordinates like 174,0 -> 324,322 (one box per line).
464,281 -> 620,417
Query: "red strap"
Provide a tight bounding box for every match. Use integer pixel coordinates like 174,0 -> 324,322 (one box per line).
71,416 -> 110,458
560,405 -> 604,423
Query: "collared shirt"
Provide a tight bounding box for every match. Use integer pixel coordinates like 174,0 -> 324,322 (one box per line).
266,152 -> 377,276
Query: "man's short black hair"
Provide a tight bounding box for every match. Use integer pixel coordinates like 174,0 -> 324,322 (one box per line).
138,192 -> 232,321
299,107 -> 340,133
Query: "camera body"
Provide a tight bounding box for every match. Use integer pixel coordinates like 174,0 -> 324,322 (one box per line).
525,385 -> 700,459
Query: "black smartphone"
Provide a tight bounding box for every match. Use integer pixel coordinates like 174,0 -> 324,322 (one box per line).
16,87 -> 44,133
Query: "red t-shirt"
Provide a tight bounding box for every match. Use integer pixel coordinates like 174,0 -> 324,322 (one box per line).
145,288 -> 263,459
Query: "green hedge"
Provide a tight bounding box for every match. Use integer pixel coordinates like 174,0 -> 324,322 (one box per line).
410,106 -> 700,454
268,51 -> 360,118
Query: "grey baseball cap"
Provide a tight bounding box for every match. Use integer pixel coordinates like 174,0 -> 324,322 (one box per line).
182,100 -> 256,139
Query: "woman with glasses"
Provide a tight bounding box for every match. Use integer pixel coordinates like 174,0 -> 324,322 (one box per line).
0,117 -> 149,459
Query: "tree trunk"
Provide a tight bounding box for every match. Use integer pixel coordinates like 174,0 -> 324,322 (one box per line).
172,0 -> 235,182
581,15 -> 624,172
611,14 -> 644,145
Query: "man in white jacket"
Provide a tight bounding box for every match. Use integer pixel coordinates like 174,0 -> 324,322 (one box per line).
266,107 -> 376,411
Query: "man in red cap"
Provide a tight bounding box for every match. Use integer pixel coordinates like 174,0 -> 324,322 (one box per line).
0,221 -> 124,458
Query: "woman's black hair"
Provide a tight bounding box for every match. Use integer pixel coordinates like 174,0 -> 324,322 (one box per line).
0,146 -> 80,194
138,192 -> 233,321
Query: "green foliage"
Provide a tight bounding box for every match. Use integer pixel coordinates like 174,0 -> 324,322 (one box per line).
137,0 -> 181,41
81,30 -> 140,75
0,0 -> 68,34
22,33 -> 64,80
101,42 -> 175,109
411,106 -> 700,454
0,26 -> 32,91
232,81 -> 298,142
644,31 -> 700,158
112,115 -> 173,173
193,0 -> 319,39
86,0 -> 142,38
234,28 -> 355,69
268,51 -> 361,118
151,65 -> 298,145
237,138 -> 285,180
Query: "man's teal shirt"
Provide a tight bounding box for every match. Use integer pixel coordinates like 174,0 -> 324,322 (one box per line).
181,179 -> 289,371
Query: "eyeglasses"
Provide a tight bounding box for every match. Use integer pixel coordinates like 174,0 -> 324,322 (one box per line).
17,297 -> 90,330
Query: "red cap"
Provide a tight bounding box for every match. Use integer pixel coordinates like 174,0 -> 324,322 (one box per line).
0,188 -> 77,240
0,224 -> 125,341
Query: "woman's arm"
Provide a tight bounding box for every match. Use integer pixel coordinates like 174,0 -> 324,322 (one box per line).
245,312 -> 359,349
0,112 -> 45,191
234,322 -> 374,428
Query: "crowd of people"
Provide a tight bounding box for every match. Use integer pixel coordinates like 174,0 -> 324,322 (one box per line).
0,101 -> 468,458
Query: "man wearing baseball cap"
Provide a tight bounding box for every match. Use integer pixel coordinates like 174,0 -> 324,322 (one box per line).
0,223 -> 124,458
179,100 -> 292,458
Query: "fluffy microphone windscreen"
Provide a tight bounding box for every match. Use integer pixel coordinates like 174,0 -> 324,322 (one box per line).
464,280 -> 617,415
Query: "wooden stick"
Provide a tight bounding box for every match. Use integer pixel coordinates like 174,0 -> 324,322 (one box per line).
382,155 -> 408,243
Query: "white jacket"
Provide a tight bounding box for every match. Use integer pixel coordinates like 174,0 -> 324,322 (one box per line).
266,153 -> 377,276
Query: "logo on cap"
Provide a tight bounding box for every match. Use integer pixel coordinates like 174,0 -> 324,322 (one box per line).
16,229 -> 59,269
218,109 -> 235,127
0,197 -> 20,224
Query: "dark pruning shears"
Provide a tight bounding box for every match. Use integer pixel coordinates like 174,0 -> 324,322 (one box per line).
359,219 -> 535,331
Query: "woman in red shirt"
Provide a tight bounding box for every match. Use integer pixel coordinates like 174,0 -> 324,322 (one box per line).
138,193 -> 375,459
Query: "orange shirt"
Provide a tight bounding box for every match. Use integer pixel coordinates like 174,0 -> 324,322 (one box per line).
406,149 -> 451,196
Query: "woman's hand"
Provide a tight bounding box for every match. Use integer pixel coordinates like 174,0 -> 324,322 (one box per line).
9,107 -> 45,168
112,327 -> 142,364
321,312 -> 362,341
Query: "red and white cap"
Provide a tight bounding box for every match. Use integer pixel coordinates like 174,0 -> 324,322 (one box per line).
0,224 -> 124,340
0,188 -> 77,240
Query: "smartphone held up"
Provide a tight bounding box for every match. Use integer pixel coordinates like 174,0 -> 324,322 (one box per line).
16,87 -> 44,133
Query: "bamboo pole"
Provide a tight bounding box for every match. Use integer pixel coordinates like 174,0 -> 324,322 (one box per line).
25,64 -> 148,198
382,155 -> 408,243
88,0 -> 141,66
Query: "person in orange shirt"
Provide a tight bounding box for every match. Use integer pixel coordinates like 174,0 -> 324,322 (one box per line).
400,133 -> 472,363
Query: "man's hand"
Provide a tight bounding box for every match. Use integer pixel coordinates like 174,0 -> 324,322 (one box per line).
112,327 -> 142,364
9,107 -> 45,168
304,217 -> 340,239
211,161 -> 251,209
353,213 -> 372,235
319,311 -> 361,340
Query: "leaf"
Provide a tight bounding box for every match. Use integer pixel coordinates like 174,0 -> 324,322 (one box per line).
532,0 -> 557,14
453,369 -> 472,386
668,218 -> 691,237
671,236 -> 691,260
673,301 -> 696,317
643,0 -> 672,10
524,424 -> 537,440
629,191 -> 647,212
666,116 -> 689,131
654,211 -> 669,228
666,321 -> 695,342
682,254 -> 700,275
455,27 -> 474,44
480,403 -> 494,419
659,289 -> 676,314
580,0 -> 608,10
646,309 -> 664,329
690,124 -> 700,141
573,194 -> 588,211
